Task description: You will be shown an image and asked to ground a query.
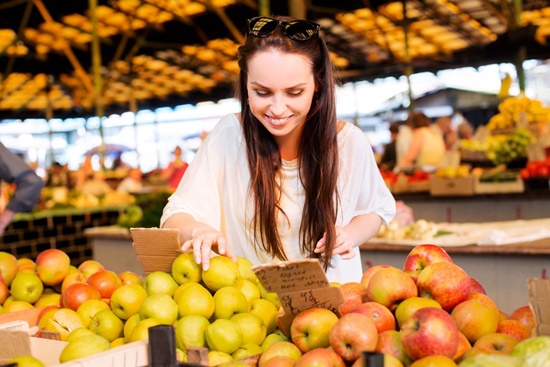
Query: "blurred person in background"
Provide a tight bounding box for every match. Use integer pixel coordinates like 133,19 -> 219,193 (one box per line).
0,142 -> 44,236
397,111 -> 446,169
80,170 -> 112,197
46,162 -> 71,188
74,155 -> 94,191
116,167 -> 143,194
431,115 -> 455,150
378,122 -> 400,171
395,117 -> 413,167
162,146 -> 189,191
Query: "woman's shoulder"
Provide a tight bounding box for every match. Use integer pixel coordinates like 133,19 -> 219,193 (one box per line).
338,120 -> 367,142
207,113 -> 242,138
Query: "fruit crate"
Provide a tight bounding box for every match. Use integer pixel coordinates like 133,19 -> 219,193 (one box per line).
429,175 -> 475,196
523,177 -> 550,191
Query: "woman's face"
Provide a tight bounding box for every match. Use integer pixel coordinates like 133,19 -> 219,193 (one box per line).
246,50 -> 316,153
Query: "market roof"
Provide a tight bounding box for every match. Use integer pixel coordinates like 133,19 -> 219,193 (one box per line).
0,0 -> 549,120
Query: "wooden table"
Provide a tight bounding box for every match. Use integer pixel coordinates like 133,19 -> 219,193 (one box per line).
360,238 -> 550,315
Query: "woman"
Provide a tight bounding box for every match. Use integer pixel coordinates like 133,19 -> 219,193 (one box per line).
161,16 -> 395,283
397,111 -> 446,169
162,146 -> 189,191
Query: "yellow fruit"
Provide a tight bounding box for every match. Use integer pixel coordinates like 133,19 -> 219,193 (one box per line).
59,334 -> 110,363
202,256 -> 241,292
6,356 -> 45,367
44,308 -> 85,341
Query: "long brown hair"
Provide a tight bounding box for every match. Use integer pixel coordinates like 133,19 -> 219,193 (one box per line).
235,16 -> 340,270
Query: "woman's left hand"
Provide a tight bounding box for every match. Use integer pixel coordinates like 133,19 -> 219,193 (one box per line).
315,226 -> 356,260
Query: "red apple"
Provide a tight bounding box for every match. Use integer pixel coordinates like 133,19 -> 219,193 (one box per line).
400,307 -> 459,360
402,244 -> 453,282
469,278 -> 486,295
375,330 -> 413,366
87,270 -> 122,299
360,264 -> 391,290
350,301 -> 395,334
61,272 -> 88,294
118,271 -> 143,286
36,249 -> 71,286
409,355 -> 457,366
0,273 -> 9,305
473,332 -> 518,355
416,262 -> 471,312
366,266 -> 417,311
62,282 -> 102,311
394,296 -> 442,329
508,305 -> 536,334
77,260 -> 105,278
338,282 -> 367,315
450,299 -> 500,344
290,308 -> 339,353
496,319 -> 530,342
453,331 -> 471,361
294,348 -> 345,367
329,313 -> 378,362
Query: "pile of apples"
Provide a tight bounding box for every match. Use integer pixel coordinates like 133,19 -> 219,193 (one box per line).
0,244 -> 547,367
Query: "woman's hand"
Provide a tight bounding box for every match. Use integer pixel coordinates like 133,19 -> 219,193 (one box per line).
314,226 -> 356,260
181,228 -> 235,271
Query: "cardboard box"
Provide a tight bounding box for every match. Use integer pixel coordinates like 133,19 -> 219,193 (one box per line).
130,227 -> 182,275
528,278 -> 550,336
474,175 -> 525,194
429,175 -> 475,196
252,259 -> 344,337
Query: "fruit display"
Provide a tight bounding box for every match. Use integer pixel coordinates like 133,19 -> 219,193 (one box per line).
0,244 -> 546,367
485,127 -> 535,166
376,219 -> 441,241
486,95 -> 550,132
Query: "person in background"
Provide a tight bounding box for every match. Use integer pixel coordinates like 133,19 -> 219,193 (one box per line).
116,167 -> 143,194
160,15 -> 396,284
162,146 -> 189,191
395,117 -> 413,167
74,155 -> 94,191
0,143 -> 44,236
46,162 -> 71,188
397,111 -> 446,169
431,115 -> 455,150
379,122 -> 400,171
80,170 -> 112,197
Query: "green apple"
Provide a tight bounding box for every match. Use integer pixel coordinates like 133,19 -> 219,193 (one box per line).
65,326 -> 96,342
236,257 -> 258,283
6,356 -> 45,367
255,279 -> 280,309
213,286 -> 249,319
10,271 -> 44,303
175,314 -> 210,351
139,293 -> 178,325
235,278 -> 261,305
123,313 -> 142,341
250,298 -> 279,334
232,343 -> 263,360
110,283 -> 148,320
230,312 -> 267,346
0,251 -> 18,286
173,282 -> 196,303
130,317 -> 161,342
143,271 -> 178,297
177,282 -> 215,319
59,334 -> 110,363
88,309 -> 124,342
202,256 -> 241,292
171,252 -> 202,285
261,332 -> 288,350
205,319 -> 243,354
77,298 -> 110,327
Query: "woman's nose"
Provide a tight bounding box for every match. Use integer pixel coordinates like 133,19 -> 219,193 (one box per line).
269,95 -> 287,116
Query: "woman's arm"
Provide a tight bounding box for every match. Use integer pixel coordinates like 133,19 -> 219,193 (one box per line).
162,212 -> 235,270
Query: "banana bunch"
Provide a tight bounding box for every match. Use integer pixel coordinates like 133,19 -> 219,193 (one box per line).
486,128 -> 535,165
487,96 -> 550,131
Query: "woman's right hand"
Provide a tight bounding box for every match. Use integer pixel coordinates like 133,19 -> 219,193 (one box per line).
181,228 -> 235,271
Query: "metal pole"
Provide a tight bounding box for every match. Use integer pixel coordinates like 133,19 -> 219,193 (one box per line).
512,0 -> 526,93
402,0 -> 414,111
89,0 -> 105,167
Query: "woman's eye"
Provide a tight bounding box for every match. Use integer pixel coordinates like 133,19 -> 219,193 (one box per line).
254,90 -> 270,97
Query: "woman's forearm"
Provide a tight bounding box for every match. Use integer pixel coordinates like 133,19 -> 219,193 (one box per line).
343,213 -> 383,248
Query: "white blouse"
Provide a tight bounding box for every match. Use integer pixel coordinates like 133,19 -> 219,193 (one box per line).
161,113 -> 396,283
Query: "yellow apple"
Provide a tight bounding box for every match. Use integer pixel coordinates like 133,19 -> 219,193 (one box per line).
230,312 -> 267,345
258,341 -> 302,367
202,256 -> 240,292
6,356 -> 45,367
213,286 -> 249,319
77,298 -> 110,327
10,271 -> 44,303
65,326 -> 96,342
123,313 -> 142,342
110,283 -> 148,320
171,252 -> 202,285
175,314 -> 210,351
143,271 -> 178,297
205,318 -> 243,354
207,350 -> 233,366
173,282 -> 196,303
129,317 -> 161,342
409,355 -> 457,367
234,278 -> 261,305
88,309 -> 124,342
59,334 -> 110,363
0,251 -> 18,286
34,292 -> 61,308
176,282 -> 215,319
44,308 -> 86,341
261,332 -> 288,350
110,337 -> 126,348
77,260 -> 105,278
139,293 -> 179,325
4,300 -> 34,312
250,298 -> 279,334
236,257 -> 258,283
232,343 -> 263,360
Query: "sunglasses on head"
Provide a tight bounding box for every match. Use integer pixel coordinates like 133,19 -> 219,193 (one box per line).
247,16 -> 321,41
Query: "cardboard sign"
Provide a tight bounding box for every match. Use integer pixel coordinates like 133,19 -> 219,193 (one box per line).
252,259 -> 344,337
528,278 -> 550,336
130,228 -> 182,274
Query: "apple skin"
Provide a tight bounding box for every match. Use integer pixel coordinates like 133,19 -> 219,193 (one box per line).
416,262 -> 471,312
473,332 -> 518,355
0,251 -> 19,286
509,305 -> 535,334
139,293 -> 179,325
261,356 -> 297,367
143,271 -> 178,297
402,244 -> 453,282
118,271 -> 143,286
450,299 -> 500,344
409,355 -> 457,367
0,273 -> 9,304
258,341 -> 302,367
360,264 -> 391,290
171,252 -> 202,285
366,266 -> 418,311
10,271 -> 44,303
36,248 -> 71,286
337,281 -> 367,316
329,313 -> 378,362
394,296 -> 442,329
350,301 -> 396,334
87,270 -> 122,299
294,348 -> 346,367
469,278 -> 486,294
465,292 -> 499,313
77,260 -> 105,278
375,330 -> 413,366
88,309 -> 124,342
77,298 -> 110,327
61,282 -> 102,311
61,272 -> 88,294
496,319 -> 531,342
453,331 -> 472,361
110,283 -> 148,320
400,307 -> 459,360
290,308 -> 339,353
